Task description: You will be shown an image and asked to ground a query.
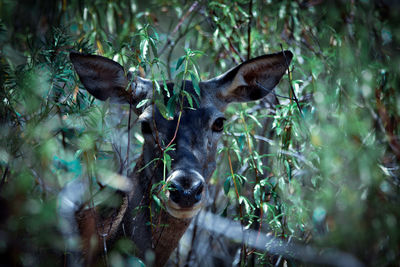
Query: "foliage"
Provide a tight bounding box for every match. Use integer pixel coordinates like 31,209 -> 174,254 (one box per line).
1,0 -> 399,266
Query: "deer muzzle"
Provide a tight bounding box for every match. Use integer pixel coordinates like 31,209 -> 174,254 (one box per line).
165,169 -> 205,219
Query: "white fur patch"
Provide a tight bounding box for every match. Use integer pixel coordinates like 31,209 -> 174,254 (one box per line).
166,199 -> 203,219
164,169 -> 206,219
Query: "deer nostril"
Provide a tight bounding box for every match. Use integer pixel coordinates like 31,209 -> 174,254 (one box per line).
169,182 -> 183,204
193,182 -> 203,202
168,179 -> 204,208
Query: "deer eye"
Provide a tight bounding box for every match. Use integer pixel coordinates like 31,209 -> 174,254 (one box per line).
141,121 -> 152,135
212,117 -> 226,132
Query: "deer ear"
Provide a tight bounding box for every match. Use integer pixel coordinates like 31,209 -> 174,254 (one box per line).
207,51 -> 292,103
70,53 -> 152,106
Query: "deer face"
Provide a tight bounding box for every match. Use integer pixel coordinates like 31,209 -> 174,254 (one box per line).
70,51 -> 292,219
139,99 -> 226,218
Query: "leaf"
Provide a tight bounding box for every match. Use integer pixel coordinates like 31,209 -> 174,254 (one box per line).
155,98 -> 170,120
189,58 -> 200,77
284,160 -> 291,181
176,55 -> 185,71
223,177 -> 231,195
183,90 -> 193,108
152,194 -> 162,207
166,94 -> 178,118
254,150 -> 264,175
140,39 -> 148,60
152,29 -> 159,41
149,38 -> 158,58
163,152 -> 172,172
235,175 -> 242,195
154,80 -> 161,93
247,114 -> 262,128
233,148 -> 242,163
136,99 -> 150,108
174,72 -> 184,93
161,71 -> 170,97
237,135 -> 245,152
190,72 -> 201,96
239,196 -> 254,213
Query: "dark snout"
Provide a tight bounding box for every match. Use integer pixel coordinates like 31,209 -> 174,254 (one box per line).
169,179 -> 203,208
166,170 -> 205,219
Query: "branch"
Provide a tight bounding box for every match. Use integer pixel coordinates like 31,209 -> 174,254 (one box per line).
196,211 -> 365,267
158,1 -> 200,56
0,165 -> 9,191
247,0 -> 253,60
280,44 -> 303,115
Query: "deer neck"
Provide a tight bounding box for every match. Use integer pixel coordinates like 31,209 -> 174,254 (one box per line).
117,155 -> 193,266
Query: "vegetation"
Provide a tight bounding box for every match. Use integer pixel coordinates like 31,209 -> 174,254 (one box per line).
1,0 -> 399,266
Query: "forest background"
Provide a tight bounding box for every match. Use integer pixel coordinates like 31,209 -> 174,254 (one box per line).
0,0 -> 399,266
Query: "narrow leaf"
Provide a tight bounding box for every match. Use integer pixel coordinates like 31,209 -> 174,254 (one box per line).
224,177 -> 231,195
176,56 -> 185,71
190,72 -> 201,96
136,99 -> 150,108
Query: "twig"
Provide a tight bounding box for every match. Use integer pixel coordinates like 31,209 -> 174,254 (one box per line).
158,1 -> 200,56
125,103 -> 133,175
247,0 -> 253,60
256,82 -> 298,100
185,214 -> 199,265
164,111 -> 182,150
165,16 -> 204,79
0,165 -> 9,191
280,44 -> 303,115
240,111 -> 263,253
197,211 -> 365,267
275,236 -> 293,266
226,34 -> 245,62
227,151 -> 247,263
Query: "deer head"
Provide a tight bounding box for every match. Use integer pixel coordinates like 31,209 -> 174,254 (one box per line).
69,50 -> 292,264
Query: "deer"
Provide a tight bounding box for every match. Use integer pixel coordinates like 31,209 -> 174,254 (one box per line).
62,49 -> 292,266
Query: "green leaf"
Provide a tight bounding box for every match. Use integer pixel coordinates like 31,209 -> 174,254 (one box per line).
247,114 -> 262,128
239,196 -> 254,213
155,98 -> 170,120
233,148 -> 242,163
154,80 -> 161,93
284,160 -> 291,181
152,194 -> 162,207
136,99 -> 150,108
189,58 -> 200,77
190,72 -> 201,96
183,90 -> 193,108
223,177 -> 231,195
166,94 -> 178,118
149,38 -> 158,58
161,71 -> 170,97
163,152 -> 172,172
176,56 -> 185,71
174,72 -> 184,93
140,39 -> 148,60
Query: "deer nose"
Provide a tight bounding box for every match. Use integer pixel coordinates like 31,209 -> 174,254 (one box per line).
169,179 -> 204,208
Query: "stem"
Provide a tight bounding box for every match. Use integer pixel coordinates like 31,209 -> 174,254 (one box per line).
228,152 -> 243,219
247,0 -> 253,61
227,151 -> 247,263
164,52 -> 188,150
158,1 -> 199,56
241,111 -> 263,256
126,102 -> 132,174
165,111 -> 182,149
280,44 -> 302,115
0,165 -> 9,191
